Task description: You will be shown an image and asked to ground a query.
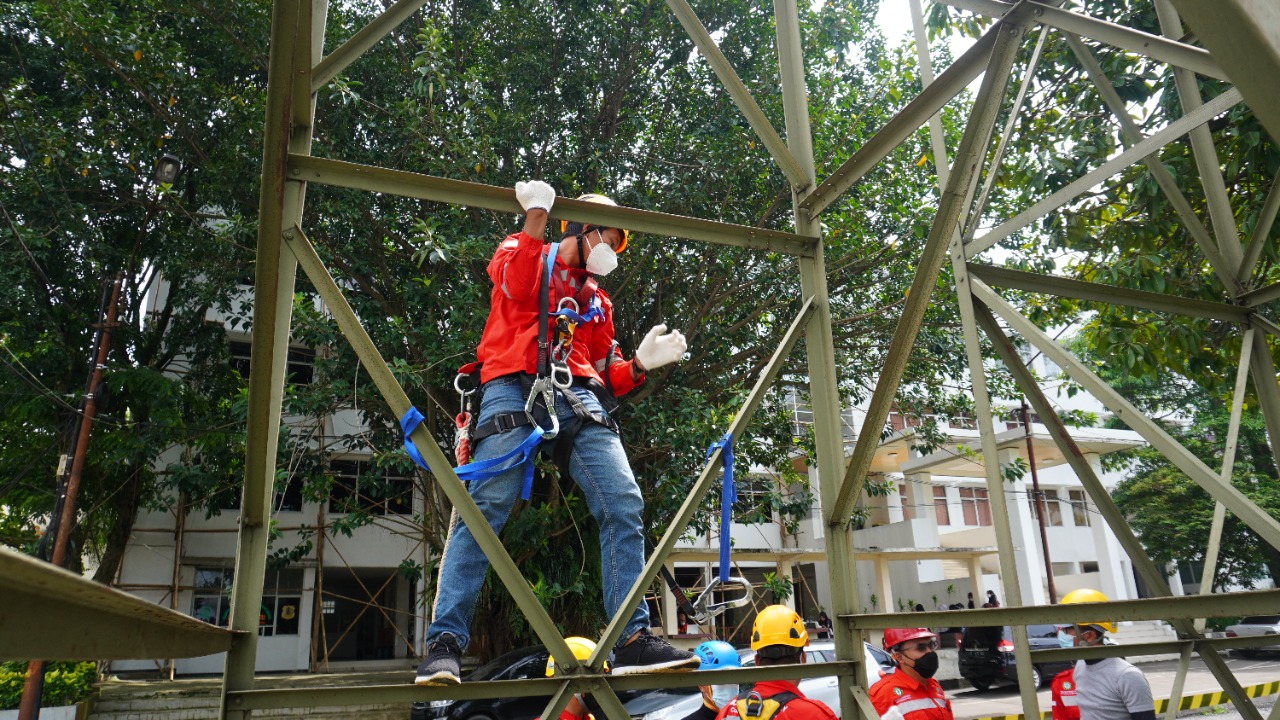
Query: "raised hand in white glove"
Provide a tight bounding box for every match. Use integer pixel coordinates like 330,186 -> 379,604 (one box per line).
514,180 -> 556,213
634,324 -> 687,374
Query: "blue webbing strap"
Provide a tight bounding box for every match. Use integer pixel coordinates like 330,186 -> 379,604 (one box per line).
456,425 -> 545,499
400,406 -> 433,471
402,404 -> 546,500
551,294 -> 604,325
706,432 -> 736,583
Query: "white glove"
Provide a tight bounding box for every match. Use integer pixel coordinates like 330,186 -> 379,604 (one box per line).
635,324 -> 687,373
514,180 -> 555,213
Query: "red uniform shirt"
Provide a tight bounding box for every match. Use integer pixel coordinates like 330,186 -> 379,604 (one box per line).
1052,669 -> 1080,720
476,231 -> 640,395
869,671 -> 952,720
714,679 -> 838,719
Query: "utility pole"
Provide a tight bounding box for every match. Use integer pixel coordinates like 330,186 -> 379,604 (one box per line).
1021,397 -> 1058,604
18,272 -> 124,720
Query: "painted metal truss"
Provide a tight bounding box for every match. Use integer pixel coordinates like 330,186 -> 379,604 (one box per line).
8,1 -> 1280,720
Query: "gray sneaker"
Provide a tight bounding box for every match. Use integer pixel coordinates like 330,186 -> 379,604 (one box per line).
611,630 -> 700,675
414,632 -> 462,686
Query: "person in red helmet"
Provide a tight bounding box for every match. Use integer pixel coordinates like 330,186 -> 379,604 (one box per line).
870,628 -> 952,720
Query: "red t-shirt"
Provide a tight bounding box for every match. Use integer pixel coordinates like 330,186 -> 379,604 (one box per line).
869,671 -> 952,720
476,231 -> 640,395
715,679 -> 838,719
1052,668 -> 1080,720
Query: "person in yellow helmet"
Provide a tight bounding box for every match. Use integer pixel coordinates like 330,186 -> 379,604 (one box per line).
539,636 -> 608,720
416,182 -> 695,687
715,605 -> 837,719
1057,589 -> 1155,720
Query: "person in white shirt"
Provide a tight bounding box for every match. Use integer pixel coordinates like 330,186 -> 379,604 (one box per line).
1059,589 -> 1155,720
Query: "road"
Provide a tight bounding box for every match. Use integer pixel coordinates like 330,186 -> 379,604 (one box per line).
950,654 -> 1280,720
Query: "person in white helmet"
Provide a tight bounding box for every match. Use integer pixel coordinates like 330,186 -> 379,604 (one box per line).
416,181 -> 697,686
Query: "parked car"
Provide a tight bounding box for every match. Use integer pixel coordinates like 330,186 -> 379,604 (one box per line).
631,641 -> 893,719
957,624 -> 1073,691
1226,616 -> 1280,657
410,644 -> 701,720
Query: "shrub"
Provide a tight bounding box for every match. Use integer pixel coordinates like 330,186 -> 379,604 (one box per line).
0,662 -> 97,710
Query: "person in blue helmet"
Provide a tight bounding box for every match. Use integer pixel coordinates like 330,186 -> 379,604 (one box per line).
681,640 -> 742,720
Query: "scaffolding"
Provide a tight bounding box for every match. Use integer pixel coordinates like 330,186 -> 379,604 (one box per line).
5,1 -> 1280,719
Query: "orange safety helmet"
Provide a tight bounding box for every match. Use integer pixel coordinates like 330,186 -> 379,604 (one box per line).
883,627 -> 939,652
560,193 -> 629,253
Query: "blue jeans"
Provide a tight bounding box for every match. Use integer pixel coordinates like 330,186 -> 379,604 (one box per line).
426,376 -> 650,649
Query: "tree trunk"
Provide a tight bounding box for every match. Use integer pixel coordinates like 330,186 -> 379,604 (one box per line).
92,467 -> 149,585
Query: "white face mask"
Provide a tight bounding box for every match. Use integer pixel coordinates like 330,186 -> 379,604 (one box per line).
1058,629 -> 1076,649
711,684 -> 738,708
585,240 -> 618,276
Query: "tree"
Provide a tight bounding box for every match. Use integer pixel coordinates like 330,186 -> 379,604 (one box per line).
929,1 -> 1280,587
0,0 -> 268,580
2,0 -> 981,661
1089,348 -> 1280,588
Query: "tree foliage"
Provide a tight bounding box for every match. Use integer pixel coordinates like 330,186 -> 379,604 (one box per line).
2,0 -> 980,660
930,1 -> 1280,586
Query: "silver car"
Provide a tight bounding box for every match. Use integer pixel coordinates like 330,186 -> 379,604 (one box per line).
1226,615 -> 1280,657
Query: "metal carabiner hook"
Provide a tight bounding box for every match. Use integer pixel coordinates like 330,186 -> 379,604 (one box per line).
525,377 -> 560,440
691,576 -> 754,626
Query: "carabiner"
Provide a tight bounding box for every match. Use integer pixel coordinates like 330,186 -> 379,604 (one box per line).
525,377 -> 560,440
691,576 -> 754,626
557,297 -> 580,314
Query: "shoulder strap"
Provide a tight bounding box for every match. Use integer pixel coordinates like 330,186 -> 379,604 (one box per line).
736,690 -> 801,719
537,243 -> 558,378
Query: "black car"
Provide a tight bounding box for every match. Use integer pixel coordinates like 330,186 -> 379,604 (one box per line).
957,624 -> 1073,691
410,645 -> 700,720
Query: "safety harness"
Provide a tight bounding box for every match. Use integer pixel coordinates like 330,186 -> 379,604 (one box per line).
410,241 -> 620,496
735,690 -> 801,719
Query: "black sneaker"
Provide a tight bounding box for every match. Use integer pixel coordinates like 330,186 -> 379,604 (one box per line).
611,630 -> 700,675
414,632 -> 462,686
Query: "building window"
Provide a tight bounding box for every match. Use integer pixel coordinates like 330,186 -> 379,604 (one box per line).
229,340 -> 315,385
898,483 -> 908,512
1068,489 -> 1090,527
959,487 -> 992,526
1178,560 -> 1206,585
933,486 -> 951,525
328,458 -> 413,515
1029,490 -> 1064,526
192,567 -> 302,636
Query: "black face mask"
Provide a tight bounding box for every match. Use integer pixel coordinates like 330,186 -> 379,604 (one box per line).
909,651 -> 940,679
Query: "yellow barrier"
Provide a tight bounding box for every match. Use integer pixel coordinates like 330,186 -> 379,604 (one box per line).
972,679 -> 1280,720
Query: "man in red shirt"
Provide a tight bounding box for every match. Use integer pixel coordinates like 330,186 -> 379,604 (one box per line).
416,181 -> 697,686
870,628 -> 952,720
716,605 -> 838,719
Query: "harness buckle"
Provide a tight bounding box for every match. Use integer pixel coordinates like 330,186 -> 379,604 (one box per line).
691,576 -> 754,625
525,376 -> 560,440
